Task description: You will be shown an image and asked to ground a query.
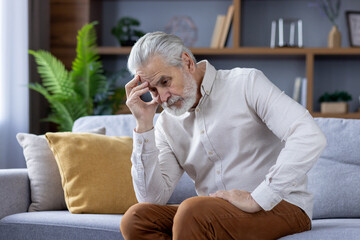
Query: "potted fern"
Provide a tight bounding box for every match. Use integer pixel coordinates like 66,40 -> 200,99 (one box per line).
319,90 -> 352,113
29,22 -> 125,131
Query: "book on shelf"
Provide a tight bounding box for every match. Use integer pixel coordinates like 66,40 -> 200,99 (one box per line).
300,78 -> 307,107
292,77 -> 307,107
210,15 -> 226,48
292,77 -> 302,103
218,4 -> 234,48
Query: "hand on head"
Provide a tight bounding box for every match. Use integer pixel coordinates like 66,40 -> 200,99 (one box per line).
125,75 -> 159,133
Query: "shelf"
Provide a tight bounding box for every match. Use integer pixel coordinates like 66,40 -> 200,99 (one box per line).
97,47 -> 360,56
311,112 -> 360,119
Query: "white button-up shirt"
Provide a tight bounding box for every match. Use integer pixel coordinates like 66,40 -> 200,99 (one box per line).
131,61 -> 326,219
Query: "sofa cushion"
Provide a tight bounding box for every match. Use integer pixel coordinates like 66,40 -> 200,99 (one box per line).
309,118 -> 360,219
279,219 -> 360,240
46,133 -> 137,214
16,127 -> 105,212
1,212 -> 359,240
73,114 -> 197,205
0,211 -> 124,240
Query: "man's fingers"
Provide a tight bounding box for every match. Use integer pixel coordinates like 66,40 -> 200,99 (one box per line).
128,87 -> 149,100
130,82 -> 148,95
210,190 -> 229,199
125,75 -> 141,98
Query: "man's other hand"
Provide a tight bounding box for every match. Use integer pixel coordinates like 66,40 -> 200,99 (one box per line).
210,190 -> 262,213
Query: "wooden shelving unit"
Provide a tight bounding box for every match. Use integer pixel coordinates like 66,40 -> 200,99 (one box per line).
50,0 -> 360,119
312,112 -> 360,119
97,46 -> 360,118
98,47 -> 360,56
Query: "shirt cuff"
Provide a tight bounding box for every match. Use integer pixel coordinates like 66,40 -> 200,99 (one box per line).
251,181 -> 283,211
133,128 -> 157,153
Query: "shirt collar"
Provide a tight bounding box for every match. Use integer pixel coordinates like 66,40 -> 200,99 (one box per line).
199,60 -> 217,96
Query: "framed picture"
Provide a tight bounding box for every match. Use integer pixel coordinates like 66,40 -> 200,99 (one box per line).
346,11 -> 360,47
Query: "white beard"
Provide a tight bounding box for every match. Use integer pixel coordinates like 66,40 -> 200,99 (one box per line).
162,72 -> 197,116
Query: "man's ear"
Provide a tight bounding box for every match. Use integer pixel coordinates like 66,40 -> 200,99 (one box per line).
181,52 -> 195,73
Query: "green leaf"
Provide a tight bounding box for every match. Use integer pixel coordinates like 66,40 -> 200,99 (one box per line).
71,21 -> 106,115
318,90 -> 352,102
29,50 -> 74,99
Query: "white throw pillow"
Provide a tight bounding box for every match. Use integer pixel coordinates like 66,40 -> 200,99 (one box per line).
16,127 -> 106,212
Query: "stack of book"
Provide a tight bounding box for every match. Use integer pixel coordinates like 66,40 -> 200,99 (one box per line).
210,5 -> 234,48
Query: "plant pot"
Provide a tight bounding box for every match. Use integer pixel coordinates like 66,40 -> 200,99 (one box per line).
328,25 -> 341,48
321,102 -> 348,114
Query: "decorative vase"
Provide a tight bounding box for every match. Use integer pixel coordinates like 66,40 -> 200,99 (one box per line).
328,25 -> 341,48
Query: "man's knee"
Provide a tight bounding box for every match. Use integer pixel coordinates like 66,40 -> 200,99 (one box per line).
175,196 -> 223,220
173,197 -> 219,236
120,203 -> 151,237
120,202 -> 177,239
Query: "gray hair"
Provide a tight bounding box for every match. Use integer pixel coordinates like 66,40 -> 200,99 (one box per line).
127,32 -> 196,75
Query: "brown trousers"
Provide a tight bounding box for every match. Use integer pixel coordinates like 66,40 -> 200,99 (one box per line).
120,196 -> 311,240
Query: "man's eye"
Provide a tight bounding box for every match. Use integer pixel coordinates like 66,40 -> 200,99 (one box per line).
150,88 -> 157,93
162,79 -> 170,86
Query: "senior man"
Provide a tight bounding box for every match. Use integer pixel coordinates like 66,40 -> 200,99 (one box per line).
120,32 -> 326,240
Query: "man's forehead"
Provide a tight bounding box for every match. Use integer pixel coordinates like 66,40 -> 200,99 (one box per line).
136,55 -> 172,82
136,70 -> 159,84
138,73 -> 171,88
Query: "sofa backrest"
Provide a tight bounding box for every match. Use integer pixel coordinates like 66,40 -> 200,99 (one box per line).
310,118 -> 360,219
74,115 -> 360,218
73,114 -> 197,204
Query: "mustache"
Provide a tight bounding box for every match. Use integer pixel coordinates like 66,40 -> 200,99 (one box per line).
162,95 -> 183,108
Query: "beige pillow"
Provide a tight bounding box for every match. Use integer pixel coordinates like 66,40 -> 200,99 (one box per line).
45,132 -> 137,214
16,127 -> 105,212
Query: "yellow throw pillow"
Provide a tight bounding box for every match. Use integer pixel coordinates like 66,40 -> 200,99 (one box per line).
45,132 -> 137,214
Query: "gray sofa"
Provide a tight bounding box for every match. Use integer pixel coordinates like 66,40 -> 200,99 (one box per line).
1,115 -> 359,240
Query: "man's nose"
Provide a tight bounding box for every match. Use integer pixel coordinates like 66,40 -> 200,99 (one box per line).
158,89 -> 170,103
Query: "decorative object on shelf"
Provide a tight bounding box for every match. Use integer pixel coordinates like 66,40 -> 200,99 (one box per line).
310,0 -> 341,48
111,17 -> 145,47
319,90 -> 352,114
346,11 -> 360,47
29,22 -> 125,131
270,18 -> 303,48
328,25 -> 341,48
164,16 -> 197,47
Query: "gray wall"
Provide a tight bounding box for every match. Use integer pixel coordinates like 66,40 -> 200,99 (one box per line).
100,0 -> 360,112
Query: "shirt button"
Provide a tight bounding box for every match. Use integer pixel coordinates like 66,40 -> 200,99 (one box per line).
208,151 -> 213,156
137,140 -> 142,144
200,130 -> 205,134
206,90 -> 210,94
216,170 -> 220,175
196,108 -> 200,112
144,139 -> 149,143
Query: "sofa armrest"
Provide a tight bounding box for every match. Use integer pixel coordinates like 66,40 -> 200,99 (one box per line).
0,169 -> 30,219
